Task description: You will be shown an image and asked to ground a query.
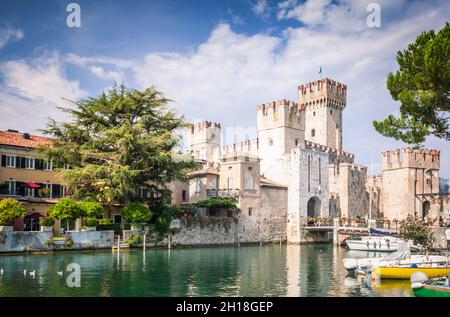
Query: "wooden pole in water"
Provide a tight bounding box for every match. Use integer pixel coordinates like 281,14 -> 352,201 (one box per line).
117,234 -> 120,252
143,233 -> 146,251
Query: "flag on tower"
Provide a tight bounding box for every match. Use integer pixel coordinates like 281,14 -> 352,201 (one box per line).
318,66 -> 323,75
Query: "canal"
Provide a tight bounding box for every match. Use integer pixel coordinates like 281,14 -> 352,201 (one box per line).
0,244 -> 413,297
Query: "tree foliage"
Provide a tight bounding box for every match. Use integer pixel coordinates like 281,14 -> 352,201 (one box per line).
79,201 -> 103,218
0,198 -> 26,225
399,215 -> 436,249
39,84 -> 196,223
122,202 -> 153,224
373,23 -> 450,145
194,198 -> 238,209
48,198 -> 84,221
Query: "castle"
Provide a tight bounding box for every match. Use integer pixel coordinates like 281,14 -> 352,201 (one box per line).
180,78 -> 450,243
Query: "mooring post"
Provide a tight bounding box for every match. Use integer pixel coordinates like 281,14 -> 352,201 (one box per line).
117,234 -> 120,252
143,233 -> 146,251
333,218 -> 339,246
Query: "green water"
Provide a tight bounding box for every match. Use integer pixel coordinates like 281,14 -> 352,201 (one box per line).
0,244 -> 413,297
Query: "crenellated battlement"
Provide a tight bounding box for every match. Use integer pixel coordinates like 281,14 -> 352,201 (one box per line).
189,121 -> 221,134
298,78 -> 347,109
220,138 -> 259,157
381,148 -> 440,171
256,99 -> 304,132
305,140 -> 354,159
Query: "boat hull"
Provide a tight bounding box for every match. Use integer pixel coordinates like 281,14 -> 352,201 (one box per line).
372,267 -> 450,279
346,239 -> 399,252
413,285 -> 450,297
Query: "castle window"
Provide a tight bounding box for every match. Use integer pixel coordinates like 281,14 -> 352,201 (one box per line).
211,133 -> 215,140
227,177 -> 233,190
313,112 -> 316,116
307,155 -> 311,193
295,138 -> 299,146
248,166 -> 252,171
246,175 -> 254,190
319,157 -> 322,186
195,178 -> 201,193
311,129 -> 316,137
330,110 -> 333,115
248,207 -> 253,216
269,138 -> 273,146
182,190 -> 187,202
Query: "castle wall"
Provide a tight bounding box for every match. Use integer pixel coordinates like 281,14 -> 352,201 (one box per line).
329,163 -> 367,218
298,78 -> 346,151
381,148 -> 440,220
187,121 -> 221,161
285,148 -> 329,243
257,100 -> 305,182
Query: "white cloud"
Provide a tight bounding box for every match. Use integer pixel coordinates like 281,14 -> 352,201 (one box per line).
0,53 -> 87,132
0,27 -> 24,49
2,0 -> 449,175
252,0 -> 271,19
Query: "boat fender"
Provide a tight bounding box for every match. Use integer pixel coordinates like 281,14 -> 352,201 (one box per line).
411,282 -> 423,289
410,263 -> 418,268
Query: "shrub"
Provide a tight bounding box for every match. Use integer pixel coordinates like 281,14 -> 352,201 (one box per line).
122,202 -> 152,224
399,215 -> 436,249
39,216 -> 55,227
44,239 -> 54,247
98,218 -> 113,225
84,218 -> 99,227
0,198 -> 26,225
65,239 -> 74,248
126,233 -> 142,247
97,223 -> 131,235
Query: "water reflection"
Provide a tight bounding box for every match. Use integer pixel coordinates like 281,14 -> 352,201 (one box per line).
0,245 -> 413,297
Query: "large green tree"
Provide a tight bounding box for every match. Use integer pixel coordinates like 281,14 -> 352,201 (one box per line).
40,85 -> 195,218
373,23 -> 450,145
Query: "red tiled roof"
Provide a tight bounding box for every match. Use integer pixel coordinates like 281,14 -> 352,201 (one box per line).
0,131 -> 53,149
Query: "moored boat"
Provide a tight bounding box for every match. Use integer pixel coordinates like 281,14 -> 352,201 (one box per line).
411,272 -> 450,297
412,282 -> 450,297
345,236 -> 403,252
372,265 -> 450,279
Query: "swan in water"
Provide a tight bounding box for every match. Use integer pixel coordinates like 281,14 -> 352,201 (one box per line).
57,271 -> 63,276
0,268 -> 4,275
23,269 -> 27,276
29,270 -> 35,278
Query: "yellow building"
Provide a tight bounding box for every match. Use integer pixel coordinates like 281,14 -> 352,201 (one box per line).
0,129 -> 68,230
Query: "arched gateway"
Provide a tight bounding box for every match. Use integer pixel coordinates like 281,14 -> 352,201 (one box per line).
307,197 -> 321,218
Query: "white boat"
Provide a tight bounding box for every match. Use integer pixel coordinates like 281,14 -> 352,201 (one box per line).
345,236 -> 403,252
343,245 -> 448,273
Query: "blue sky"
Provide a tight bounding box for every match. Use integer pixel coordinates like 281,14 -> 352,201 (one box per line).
0,0 -> 449,177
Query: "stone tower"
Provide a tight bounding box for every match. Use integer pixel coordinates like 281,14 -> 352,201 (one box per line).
256,99 -> 305,182
381,148 -> 440,220
186,121 -> 221,161
298,78 -> 346,151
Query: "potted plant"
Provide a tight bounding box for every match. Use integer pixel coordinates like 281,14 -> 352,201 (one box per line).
0,198 -> 26,232
39,216 -> 55,232
83,218 -> 99,231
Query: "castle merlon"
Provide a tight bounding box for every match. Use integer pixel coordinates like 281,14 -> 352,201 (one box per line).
304,140 -> 354,158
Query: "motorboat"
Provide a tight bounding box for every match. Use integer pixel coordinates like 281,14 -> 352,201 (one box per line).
345,235 -> 404,252
343,242 -> 448,273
